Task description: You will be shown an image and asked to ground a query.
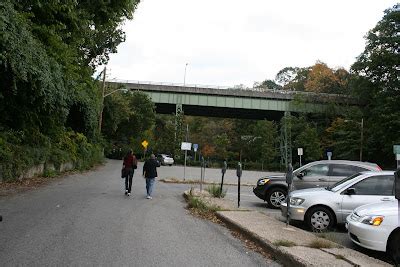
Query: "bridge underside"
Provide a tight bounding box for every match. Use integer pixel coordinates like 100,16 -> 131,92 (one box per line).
155,103 -> 286,121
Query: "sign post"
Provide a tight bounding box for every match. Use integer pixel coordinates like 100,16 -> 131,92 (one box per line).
237,162 -> 242,208
193,144 -> 198,161
181,142 -> 192,181
297,148 -> 303,167
285,163 -> 294,226
141,140 -> 149,159
393,145 -> 400,169
220,160 -> 227,196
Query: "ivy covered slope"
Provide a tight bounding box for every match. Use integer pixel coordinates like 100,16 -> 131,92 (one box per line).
0,0 -> 140,181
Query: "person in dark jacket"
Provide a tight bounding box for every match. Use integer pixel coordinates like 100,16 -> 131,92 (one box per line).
123,150 -> 137,196
142,154 -> 160,199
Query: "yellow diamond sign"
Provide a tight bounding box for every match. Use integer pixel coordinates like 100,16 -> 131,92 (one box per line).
141,140 -> 149,149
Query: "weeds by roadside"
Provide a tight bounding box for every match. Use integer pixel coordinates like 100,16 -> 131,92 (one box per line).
273,240 -> 297,247
308,238 -> 337,249
186,194 -> 221,222
205,184 -> 227,198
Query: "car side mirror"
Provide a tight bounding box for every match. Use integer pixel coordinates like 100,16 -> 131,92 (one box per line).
345,188 -> 356,195
296,172 -> 304,179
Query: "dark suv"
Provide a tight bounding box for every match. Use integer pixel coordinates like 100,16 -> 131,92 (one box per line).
253,160 -> 381,208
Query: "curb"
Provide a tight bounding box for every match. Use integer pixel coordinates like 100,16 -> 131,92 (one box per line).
161,178 -> 254,187
215,211 -> 308,267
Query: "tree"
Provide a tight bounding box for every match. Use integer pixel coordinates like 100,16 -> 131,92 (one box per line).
351,4 -> 400,167
254,80 -> 282,90
304,62 -> 350,94
253,120 -> 279,169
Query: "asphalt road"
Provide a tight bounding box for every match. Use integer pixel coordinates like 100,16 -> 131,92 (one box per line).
0,160 -> 280,267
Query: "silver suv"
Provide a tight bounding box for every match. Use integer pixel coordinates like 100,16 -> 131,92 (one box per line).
253,160 -> 381,208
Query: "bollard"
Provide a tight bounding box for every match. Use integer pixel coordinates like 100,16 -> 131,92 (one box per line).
237,162 -> 242,208
220,160 -> 227,196
285,163 -> 294,226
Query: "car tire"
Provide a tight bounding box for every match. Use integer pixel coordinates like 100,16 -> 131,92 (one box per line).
388,231 -> 400,265
266,188 -> 287,209
306,206 -> 335,232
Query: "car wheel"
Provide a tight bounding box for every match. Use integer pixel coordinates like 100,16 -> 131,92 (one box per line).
388,231 -> 400,264
266,188 -> 287,209
306,206 -> 335,231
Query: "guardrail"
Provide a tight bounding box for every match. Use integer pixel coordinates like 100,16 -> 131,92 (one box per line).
106,79 -> 356,102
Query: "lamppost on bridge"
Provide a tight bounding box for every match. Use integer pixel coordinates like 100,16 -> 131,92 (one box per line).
183,63 -> 189,86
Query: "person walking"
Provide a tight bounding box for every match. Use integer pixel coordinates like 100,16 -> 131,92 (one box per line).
142,154 -> 160,199
122,149 -> 137,196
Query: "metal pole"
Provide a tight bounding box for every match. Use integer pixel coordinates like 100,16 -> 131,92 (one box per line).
200,156 -> 203,192
98,67 -> 106,134
183,63 -> 188,85
237,162 -> 242,208
360,118 -> 364,161
299,155 -> 302,167
184,150 -> 187,181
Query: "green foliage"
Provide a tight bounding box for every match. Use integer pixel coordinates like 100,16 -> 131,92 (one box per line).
206,184 -> 227,198
351,4 -> 400,168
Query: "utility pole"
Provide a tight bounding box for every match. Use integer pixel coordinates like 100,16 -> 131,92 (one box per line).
98,67 -> 107,134
360,118 -> 364,161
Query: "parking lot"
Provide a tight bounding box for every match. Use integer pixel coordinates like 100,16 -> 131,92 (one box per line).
158,164 -> 394,264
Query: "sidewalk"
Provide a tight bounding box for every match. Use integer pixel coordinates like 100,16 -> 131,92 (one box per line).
184,189 -> 390,267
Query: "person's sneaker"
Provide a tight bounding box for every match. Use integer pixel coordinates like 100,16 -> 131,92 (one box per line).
125,190 -> 128,195
146,195 -> 151,199
127,192 -> 130,196
149,196 -> 152,199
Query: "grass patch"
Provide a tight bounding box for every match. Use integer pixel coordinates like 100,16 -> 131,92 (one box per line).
335,254 -> 346,260
273,239 -> 297,247
308,238 -> 335,249
186,194 -> 222,221
315,232 -> 338,243
206,183 -> 227,198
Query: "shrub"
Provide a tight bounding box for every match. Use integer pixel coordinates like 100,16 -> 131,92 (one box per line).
206,184 -> 227,198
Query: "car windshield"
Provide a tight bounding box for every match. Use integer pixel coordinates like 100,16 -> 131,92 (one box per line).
328,173 -> 362,192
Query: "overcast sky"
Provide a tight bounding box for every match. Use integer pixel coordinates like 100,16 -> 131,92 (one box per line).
106,0 -> 398,87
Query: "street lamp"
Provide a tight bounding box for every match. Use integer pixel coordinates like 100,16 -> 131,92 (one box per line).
98,67 -> 129,133
183,63 -> 188,86
344,118 -> 364,161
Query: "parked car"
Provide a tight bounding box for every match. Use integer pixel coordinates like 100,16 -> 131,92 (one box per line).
157,154 -> 174,166
280,171 -> 395,231
253,160 -> 381,208
346,200 -> 399,264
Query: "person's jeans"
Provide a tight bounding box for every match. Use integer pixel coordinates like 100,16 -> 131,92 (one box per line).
146,178 -> 156,196
125,168 -> 134,193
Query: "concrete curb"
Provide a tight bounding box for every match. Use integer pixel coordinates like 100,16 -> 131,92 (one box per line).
215,211 -> 308,267
162,178 -> 254,187
183,191 -> 391,267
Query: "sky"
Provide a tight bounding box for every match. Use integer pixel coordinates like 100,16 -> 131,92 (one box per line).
106,0 -> 398,87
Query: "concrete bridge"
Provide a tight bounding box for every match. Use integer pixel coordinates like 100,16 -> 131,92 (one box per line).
107,80 -> 357,120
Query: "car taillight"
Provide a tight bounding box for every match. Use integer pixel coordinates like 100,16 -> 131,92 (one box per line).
376,165 -> 382,171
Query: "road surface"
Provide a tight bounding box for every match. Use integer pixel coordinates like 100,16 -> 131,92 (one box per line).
0,160 -> 280,266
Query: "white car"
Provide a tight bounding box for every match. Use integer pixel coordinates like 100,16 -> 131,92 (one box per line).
281,171 -> 395,231
346,200 -> 400,264
158,154 -> 174,166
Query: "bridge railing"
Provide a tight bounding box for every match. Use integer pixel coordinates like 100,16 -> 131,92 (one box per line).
107,78 -> 356,103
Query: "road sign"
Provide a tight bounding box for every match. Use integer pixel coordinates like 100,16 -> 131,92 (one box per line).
181,142 -> 192,151
394,145 -> 400,154
327,151 -> 332,160
141,140 -> 149,149
297,148 -> 303,156
193,144 -> 198,152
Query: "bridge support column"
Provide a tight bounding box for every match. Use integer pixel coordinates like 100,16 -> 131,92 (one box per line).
280,111 -> 292,167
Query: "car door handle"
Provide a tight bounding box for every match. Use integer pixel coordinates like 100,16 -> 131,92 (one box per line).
381,198 -> 391,201
318,178 -> 327,181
